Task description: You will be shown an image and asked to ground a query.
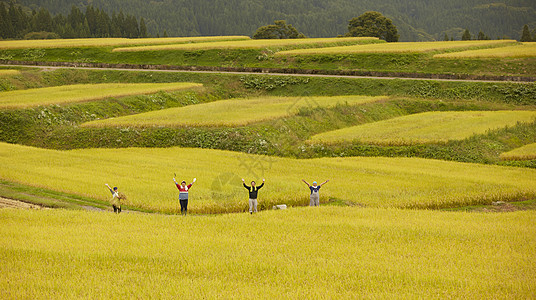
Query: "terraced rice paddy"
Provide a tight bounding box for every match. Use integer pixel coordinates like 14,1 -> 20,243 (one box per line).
0,82 -> 202,109
1,207 -> 534,298
111,37 -> 380,52
0,36 -> 250,49
0,69 -> 20,77
0,142 -> 534,213
82,95 -> 388,127
308,111 -> 536,145
434,42 -> 536,58
500,143 -> 536,161
276,40 -> 517,55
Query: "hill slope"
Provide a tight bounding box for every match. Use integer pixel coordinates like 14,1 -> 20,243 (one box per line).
10,0 -> 536,41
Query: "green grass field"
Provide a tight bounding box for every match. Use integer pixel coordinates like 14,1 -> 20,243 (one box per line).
0,142 -> 535,213
0,82 -> 202,109
1,207 -> 535,298
500,143 -> 536,161
434,42 -> 536,58
82,95 -> 388,127
309,111 -> 536,145
111,37 -> 380,52
0,36 -> 250,49
276,40 -> 517,55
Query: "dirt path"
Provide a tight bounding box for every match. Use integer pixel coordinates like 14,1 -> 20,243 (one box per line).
0,197 -> 47,210
2,64 -> 532,83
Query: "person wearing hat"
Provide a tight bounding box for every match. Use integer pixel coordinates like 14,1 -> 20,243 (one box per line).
242,178 -> 265,214
174,177 -> 196,215
105,183 -> 123,213
302,179 -> 329,206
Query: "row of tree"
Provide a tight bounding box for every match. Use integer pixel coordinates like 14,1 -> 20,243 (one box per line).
254,12 -> 399,42
0,2 -> 147,39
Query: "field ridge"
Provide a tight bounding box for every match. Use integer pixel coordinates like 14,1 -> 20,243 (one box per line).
2,61 -> 535,82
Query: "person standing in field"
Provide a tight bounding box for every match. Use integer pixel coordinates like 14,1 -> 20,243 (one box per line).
302,179 -> 329,206
105,183 -> 123,213
242,178 -> 265,214
174,177 -> 196,215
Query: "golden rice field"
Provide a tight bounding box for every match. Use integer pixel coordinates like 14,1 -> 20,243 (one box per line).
111,37 -> 380,52
0,36 -> 250,49
0,142 -> 534,213
434,42 -> 536,58
0,69 -> 20,77
1,207 -> 535,299
82,95 -> 388,128
275,40 -> 517,55
500,143 -> 536,161
308,111 -> 536,145
0,82 -> 202,109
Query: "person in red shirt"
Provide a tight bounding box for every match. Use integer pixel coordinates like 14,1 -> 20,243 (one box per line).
174,177 -> 196,215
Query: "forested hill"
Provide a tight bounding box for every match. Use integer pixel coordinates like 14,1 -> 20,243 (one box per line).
7,0 -> 536,41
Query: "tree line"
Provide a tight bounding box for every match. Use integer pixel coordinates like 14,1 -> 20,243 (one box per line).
0,2 -> 147,39
11,0 -> 535,42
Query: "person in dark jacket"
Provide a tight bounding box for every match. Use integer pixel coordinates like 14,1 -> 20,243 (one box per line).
242,178 -> 265,214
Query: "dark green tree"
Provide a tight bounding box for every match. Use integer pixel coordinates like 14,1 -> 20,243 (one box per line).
477,30 -> 490,40
0,3 -> 14,38
139,17 -> 147,38
444,33 -> 449,41
461,29 -> 471,40
346,11 -> 399,42
253,20 -> 306,39
163,30 -> 168,37
520,24 -> 532,42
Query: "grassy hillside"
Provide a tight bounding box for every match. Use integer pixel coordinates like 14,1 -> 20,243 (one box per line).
1,208 -> 535,298
0,68 -> 534,165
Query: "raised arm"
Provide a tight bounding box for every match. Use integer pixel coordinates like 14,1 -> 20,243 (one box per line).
301,179 -> 310,187
320,180 -> 330,187
257,179 -> 265,189
242,178 -> 250,189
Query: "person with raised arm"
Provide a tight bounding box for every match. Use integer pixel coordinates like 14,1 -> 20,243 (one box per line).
105,183 -> 123,213
174,177 -> 196,216
242,178 -> 265,214
302,179 -> 329,206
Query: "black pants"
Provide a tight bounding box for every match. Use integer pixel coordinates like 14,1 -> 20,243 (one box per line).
180,199 -> 188,215
113,205 -> 121,214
